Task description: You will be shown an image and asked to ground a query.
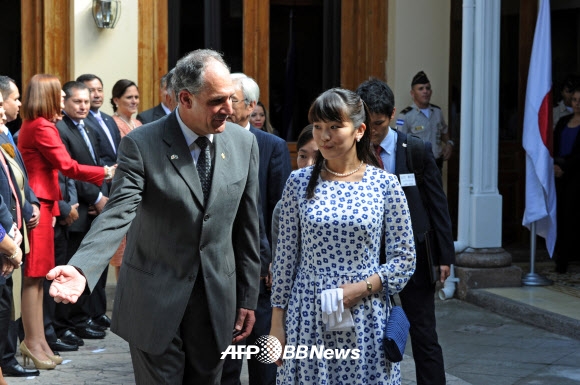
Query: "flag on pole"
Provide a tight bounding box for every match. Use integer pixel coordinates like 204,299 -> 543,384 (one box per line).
522,0 -> 556,257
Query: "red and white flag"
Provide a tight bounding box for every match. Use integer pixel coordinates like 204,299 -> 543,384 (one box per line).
522,0 -> 556,257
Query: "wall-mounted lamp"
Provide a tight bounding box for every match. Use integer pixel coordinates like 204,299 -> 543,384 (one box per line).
92,0 -> 121,29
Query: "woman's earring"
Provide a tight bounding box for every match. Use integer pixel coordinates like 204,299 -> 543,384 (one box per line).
356,137 -> 361,142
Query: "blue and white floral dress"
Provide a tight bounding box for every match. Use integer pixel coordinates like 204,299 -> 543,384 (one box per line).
271,165 -> 416,385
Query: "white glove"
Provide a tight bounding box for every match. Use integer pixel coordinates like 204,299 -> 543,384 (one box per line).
321,289 -> 333,324
320,288 -> 353,331
321,288 -> 342,323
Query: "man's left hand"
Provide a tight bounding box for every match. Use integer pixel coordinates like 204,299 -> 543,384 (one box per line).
27,204 -> 41,229
232,308 -> 255,343
439,265 -> 451,283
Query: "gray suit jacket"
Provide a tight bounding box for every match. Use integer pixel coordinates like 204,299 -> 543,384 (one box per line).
68,112 -> 261,355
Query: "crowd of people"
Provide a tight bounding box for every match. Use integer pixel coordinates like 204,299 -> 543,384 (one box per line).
0,49 -> 460,385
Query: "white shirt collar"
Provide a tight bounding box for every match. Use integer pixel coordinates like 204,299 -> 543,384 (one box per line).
379,128 -> 397,154
175,108 -> 214,148
161,103 -> 171,115
62,111 -> 82,125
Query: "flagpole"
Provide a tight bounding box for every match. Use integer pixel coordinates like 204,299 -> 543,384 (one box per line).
522,221 -> 552,286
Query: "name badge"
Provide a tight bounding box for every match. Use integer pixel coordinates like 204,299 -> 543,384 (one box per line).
399,173 -> 416,187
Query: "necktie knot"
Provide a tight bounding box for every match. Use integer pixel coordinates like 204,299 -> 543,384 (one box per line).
195,136 -> 210,150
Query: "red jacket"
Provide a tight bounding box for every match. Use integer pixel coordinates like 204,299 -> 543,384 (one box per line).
18,117 -> 104,204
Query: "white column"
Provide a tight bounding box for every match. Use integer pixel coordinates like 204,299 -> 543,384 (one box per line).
469,0 -> 502,248
456,0 -> 475,252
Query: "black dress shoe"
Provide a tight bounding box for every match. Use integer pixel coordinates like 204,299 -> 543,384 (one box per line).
92,314 -> 111,328
75,326 -> 106,339
1,363 -> 40,377
87,318 -> 107,331
48,338 -> 79,352
59,329 -> 85,346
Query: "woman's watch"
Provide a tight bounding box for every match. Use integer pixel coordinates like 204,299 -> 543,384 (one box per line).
365,279 -> 372,293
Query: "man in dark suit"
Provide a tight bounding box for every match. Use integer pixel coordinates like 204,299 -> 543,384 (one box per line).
136,70 -> 176,125
77,74 -> 121,168
0,76 -> 42,377
47,49 -> 261,385
53,81 -> 108,344
357,79 -> 455,385
221,74 -> 291,385
74,75 -> 117,330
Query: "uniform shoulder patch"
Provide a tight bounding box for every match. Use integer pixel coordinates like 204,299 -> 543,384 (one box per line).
400,106 -> 412,114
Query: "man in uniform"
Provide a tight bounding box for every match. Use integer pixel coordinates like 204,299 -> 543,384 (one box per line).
397,71 -> 453,170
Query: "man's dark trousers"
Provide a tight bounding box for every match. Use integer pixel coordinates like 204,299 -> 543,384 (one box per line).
221,281 -> 276,385
398,242 -> 445,385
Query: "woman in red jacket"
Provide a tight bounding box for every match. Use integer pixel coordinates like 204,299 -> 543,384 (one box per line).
17,74 -> 114,369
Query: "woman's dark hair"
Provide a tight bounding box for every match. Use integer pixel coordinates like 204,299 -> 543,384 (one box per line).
110,79 -> 138,112
296,124 -> 314,151
305,88 -> 380,199
256,101 -> 275,134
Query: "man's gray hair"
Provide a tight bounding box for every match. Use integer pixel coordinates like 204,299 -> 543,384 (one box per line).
0,75 -> 16,99
173,49 -> 230,97
164,68 -> 175,93
231,73 -> 260,106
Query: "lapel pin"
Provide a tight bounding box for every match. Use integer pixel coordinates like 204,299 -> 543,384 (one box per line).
221,153 -> 226,159
171,155 -> 178,160
402,143 -> 407,148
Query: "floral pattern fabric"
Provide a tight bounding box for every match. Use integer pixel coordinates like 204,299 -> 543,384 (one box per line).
272,165 -> 416,385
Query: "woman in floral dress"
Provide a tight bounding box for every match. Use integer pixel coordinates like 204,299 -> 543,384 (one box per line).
270,88 -> 416,385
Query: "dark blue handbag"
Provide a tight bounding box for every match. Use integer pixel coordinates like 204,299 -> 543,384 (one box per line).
383,296 -> 410,362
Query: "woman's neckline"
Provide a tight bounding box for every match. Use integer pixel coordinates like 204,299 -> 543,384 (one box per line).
318,164 -> 368,183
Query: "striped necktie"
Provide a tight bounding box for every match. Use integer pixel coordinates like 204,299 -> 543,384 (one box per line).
78,121 -> 97,163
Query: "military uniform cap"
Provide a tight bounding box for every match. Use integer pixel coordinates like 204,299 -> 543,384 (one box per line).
412,71 -> 430,86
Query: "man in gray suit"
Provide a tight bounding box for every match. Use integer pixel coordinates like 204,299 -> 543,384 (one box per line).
47,49 -> 261,384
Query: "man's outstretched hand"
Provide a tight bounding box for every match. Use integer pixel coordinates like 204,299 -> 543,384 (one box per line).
46,266 -> 87,304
